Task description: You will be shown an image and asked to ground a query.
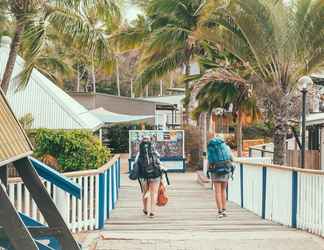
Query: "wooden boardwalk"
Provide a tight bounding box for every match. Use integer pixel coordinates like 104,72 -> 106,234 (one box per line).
91,173 -> 324,250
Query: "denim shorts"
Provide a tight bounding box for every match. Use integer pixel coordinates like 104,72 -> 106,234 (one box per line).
210,172 -> 230,182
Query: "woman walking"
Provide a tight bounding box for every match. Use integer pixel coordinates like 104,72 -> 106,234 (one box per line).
134,136 -> 162,218
207,135 -> 234,218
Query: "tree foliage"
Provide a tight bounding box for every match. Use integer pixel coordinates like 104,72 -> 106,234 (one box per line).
33,129 -> 111,172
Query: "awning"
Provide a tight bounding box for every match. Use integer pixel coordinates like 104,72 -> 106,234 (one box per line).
90,107 -> 154,124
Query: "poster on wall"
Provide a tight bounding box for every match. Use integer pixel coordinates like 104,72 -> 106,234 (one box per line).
129,130 -> 185,161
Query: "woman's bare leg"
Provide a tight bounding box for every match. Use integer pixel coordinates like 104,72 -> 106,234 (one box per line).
149,181 -> 159,215
142,182 -> 148,213
213,181 -> 223,210
221,182 -> 228,211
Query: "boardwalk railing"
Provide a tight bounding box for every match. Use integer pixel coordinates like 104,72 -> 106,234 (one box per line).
229,157 -> 324,237
7,155 -> 121,233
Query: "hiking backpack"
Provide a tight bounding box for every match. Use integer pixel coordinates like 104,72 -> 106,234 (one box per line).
138,141 -> 161,179
207,137 -> 234,177
207,137 -> 232,164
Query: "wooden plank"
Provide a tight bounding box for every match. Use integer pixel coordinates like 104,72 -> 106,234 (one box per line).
14,157 -> 81,250
0,182 -> 38,250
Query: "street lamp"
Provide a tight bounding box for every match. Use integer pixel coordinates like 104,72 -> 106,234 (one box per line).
298,76 -> 314,168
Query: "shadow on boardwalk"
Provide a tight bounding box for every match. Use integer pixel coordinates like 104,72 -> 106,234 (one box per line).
85,173 -> 324,250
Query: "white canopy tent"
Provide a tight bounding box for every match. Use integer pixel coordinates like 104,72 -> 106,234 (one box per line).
90,107 -> 154,124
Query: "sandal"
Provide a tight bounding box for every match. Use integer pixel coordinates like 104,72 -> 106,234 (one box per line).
143,209 -> 148,215
149,213 -> 155,218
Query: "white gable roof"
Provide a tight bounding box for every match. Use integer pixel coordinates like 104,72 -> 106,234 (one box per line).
0,44 -> 102,131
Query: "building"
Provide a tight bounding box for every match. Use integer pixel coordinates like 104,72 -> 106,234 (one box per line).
0,37 -> 102,132
70,92 -> 179,128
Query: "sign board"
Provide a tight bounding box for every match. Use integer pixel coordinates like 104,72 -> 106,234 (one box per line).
129,130 -> 185,172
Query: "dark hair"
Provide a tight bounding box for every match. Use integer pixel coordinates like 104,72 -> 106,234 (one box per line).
139,141 -> 153,158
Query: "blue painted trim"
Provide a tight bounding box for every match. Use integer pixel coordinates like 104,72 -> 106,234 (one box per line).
19,213 -> 61,250
117,158 -> 121,189
129,159 -> 186,172
109,169 -> 113,212
35,241 -> 56,250
98,173 -> 105,229
129,157 -> 185,162
291,171 -> 298,228
112,165 -> 116,209
240,163 -> 244,208
261,167 -> 267,219
115,162 -> 119,200
106,169 -> 110,219
30,157 -> 81,199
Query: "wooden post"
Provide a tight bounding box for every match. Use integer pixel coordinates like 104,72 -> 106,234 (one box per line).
0,183 -> 38,250
14,158 -> 81,250
0,165 -> 8,189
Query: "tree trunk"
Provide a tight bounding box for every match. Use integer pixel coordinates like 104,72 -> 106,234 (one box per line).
236,112 -> 243,157
76,64 -> 80,92
145,85 -> 149,97
1,23 -> 24,94
130,78 -> 134,98
116,57 -> 120,96
206,110 -> 212,135
272,99 -> 289,165
91,60 -> 96,94
184,62 -> 191,124
160,80 -> 163,96
202,112 -> 208,175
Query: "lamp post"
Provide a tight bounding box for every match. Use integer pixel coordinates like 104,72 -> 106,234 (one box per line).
301,87 -> 307,169
298,76 -> 314,169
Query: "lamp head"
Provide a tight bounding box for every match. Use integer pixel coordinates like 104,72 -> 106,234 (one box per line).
298,76 -> 314,91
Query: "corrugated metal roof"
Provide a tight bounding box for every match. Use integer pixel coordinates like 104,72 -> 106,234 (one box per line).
0,89 -> 33,167
0,46 -> 103,131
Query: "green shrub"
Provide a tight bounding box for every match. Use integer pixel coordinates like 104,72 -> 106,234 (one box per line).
104,123 -> 154,153
33,129 -> 111,172
243,122 -> 274,140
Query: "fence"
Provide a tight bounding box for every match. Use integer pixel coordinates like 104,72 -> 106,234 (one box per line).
248,138 -> 298,158
7,155 -> 121,233
229,157 -> 324,237
286,150 -> 320,170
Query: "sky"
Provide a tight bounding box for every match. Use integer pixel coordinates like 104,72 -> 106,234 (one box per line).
123,1 -> 142,22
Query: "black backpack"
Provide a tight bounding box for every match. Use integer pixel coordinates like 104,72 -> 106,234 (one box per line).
138,141 -> 161,179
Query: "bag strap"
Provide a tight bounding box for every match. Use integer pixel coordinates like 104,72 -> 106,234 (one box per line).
138,178 -> 143,193
162,170 -> 170,185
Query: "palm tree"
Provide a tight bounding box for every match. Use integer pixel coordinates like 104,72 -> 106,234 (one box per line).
194,68 -> 259,156
0,1 -> 11,38
196,0 -> 324,164
135,0 -> 206,119
0,0 -> 118,94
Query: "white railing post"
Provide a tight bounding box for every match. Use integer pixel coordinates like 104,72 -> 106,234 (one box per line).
55,188 -> 70,224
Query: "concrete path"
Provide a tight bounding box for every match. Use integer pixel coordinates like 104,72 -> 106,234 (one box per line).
89,173 -> 324,250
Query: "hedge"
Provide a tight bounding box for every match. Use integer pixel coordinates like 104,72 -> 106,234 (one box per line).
33,129 -> 111,172
104,123 -> 154,153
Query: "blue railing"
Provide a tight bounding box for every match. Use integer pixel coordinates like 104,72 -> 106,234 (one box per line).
228,157 -> 324,237
8,155 -> 121,232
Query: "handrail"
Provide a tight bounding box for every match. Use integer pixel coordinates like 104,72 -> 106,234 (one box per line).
63,154 -> 120,177
234,158 -> 324,175
30,157 -> 81,199
249,146 -> 274,154
8,154 -> 121,182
